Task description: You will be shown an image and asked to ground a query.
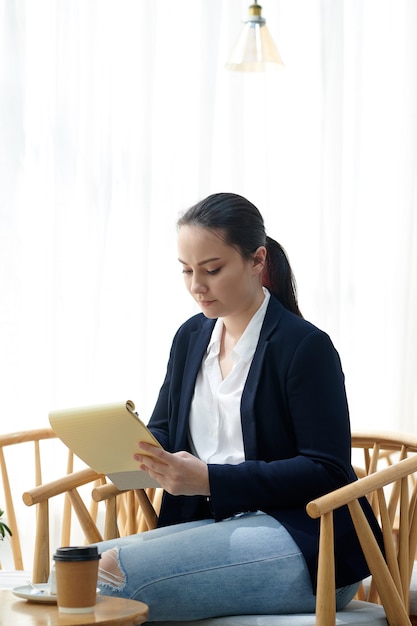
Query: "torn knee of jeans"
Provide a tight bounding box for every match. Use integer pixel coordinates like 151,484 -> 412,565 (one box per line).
98,547 -> 126,591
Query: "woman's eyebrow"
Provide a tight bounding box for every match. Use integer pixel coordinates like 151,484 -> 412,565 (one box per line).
178,257 -> 221,266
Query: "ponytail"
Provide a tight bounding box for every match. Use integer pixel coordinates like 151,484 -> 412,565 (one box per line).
263,236 -> 302,317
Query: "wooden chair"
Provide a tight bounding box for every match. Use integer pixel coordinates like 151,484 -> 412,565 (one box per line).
0,428 -> 117,585
0,428 -> 75,572
351,432 -> 417,623
0,426 -> 117,583
309,449 -> 417,625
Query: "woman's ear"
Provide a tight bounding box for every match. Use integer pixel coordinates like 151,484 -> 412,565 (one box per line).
252,246 -> 267,275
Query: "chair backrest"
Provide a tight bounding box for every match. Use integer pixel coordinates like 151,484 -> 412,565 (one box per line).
352,431 -> 417,479
0,428 -> 110,581
0,428 -> 67,571
308,431 -> 417,626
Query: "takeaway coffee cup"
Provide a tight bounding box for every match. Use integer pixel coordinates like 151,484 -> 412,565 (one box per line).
53,546 -> 101,613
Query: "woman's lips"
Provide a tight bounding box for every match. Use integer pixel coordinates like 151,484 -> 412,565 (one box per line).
198,299 -> 215,307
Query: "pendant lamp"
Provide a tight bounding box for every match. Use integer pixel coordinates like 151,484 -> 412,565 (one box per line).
225,1 -> 284,72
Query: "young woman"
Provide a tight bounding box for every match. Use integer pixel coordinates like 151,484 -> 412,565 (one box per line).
96,193 -> 381,622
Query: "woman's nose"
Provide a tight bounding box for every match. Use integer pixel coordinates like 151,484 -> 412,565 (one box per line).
190,276 -> 207,294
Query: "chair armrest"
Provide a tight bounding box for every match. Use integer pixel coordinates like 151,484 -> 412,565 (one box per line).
22,468 -> 102,506
307,454 -> 417,518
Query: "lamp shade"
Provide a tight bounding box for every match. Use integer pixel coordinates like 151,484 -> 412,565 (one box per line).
225,2 -> 284,72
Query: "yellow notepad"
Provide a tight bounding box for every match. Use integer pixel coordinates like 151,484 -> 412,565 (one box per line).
49,400 -> 162,489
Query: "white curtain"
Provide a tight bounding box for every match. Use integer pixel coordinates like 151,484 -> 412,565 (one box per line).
1,0 -> 416,568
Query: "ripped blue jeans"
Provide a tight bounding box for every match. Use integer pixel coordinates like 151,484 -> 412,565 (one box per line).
94,512 -> 359,622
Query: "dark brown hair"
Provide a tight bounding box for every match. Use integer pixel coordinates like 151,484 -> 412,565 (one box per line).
178,193 -> 302,317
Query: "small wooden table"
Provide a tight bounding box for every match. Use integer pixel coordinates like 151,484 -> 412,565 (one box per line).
0,590 -> 149,625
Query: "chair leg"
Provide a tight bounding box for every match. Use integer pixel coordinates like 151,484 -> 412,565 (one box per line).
33,500 -> 50,583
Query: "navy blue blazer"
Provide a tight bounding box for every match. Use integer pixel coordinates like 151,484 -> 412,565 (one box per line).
148,295 -> 382,588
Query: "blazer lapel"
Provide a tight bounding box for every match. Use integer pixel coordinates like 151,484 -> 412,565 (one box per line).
174,317 -> 215,450
241,297 -> 284,459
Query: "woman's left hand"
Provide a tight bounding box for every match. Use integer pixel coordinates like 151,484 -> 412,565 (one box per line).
134,442 -> 210,497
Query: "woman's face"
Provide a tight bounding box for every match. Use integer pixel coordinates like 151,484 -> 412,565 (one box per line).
177,225 -> 265,320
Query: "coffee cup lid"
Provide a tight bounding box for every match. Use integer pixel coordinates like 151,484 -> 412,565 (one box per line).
53,546 -> 101,562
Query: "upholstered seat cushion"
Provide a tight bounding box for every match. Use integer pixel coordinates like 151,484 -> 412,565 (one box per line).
156,600 -> 388,625
360,559 -> 417,618
0,570 -> 31,589
410,561 -> 417,618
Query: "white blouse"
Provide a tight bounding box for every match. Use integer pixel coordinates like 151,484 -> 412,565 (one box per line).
188,289 -> 270,464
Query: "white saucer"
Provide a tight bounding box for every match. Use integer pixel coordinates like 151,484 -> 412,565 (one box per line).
12,584 -> 57,603
12,584 -> 101,604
